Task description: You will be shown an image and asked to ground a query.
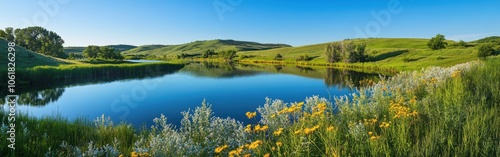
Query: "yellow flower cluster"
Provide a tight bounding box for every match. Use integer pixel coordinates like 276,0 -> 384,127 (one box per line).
370,135 -> 381,141
215,145 -> 229,153
278,102 -> 304,114
273,128 -> 284,136
276,142 -> 283,147
362,118 -> 378,126
379,121 -> 390,129
129,151 -> 151,157
228,146 -> 245,157
451,70 -> 461,78
303,125 -> 320,135
389,101 -> 418,119
246,111 -> 257,119
245,124 -> 269,133
247,140 -> 263,149
264,153 -> 270,157
312,103 -> 327,116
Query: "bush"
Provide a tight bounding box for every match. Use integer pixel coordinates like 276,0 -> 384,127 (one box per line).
477,44 -> 494,58
427,34 -> 447,50
274,53 -> 283,60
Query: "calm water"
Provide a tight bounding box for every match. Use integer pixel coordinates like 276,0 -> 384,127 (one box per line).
3,62 -> 381,127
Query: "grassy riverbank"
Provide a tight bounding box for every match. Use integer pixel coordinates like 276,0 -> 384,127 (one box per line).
1,57 -> 498,156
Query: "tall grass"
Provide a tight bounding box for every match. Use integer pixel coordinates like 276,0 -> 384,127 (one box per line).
1,59 -> 499,156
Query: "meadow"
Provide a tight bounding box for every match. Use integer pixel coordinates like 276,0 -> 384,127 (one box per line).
1,56 -> 498,156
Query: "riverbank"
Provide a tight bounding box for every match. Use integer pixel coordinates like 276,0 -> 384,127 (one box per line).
2,58 -> 498,156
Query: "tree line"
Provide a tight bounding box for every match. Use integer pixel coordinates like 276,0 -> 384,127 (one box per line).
0,26 -> 67,58
82,45 -> 124,60
325,41 -> 367,63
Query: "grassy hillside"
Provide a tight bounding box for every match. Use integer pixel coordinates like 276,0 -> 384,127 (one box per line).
472,36 -> 500,43
0,39 -> 72,68
121,39 -> 291,56
239,38 -> 481,71
64,44 -> 136,54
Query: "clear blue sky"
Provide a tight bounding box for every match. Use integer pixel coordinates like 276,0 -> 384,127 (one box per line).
1,0 -> 498,46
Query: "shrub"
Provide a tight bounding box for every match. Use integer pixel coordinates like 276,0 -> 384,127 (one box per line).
274,53 -> 283,60
477,44 -> 494,58
427,34 -> 447,50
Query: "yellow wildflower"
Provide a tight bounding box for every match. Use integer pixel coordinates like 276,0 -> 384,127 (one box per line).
260,125 -> 269,132
368,131 -> 373,135
294,129 -> 302,134
264,153 -> 270,157
304,125 -> 320,135
245,124 -> 252,133
244,154 -> 251,157
274,128 -> 284,136
254,124 -> 261,132
452,70 -> 461,78
215,145 -> 229,153
327,126 -> 334,131
248,140 -> 263,149
131,151 -> 138,157
246,111 -> 257,119
276,142 -> 283,147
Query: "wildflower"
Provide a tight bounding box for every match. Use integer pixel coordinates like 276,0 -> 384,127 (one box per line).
304,125 -> 320,135
276,142 -> 283,147
215,145 -> 229,153
274,128 -> 284,136
246,111 -> 257,119
254,124 -> 261,131
271,146 -> 276,151
244,154 -> 251,157
379,122 -> 390,129
370,136 -> 381,141
245,124 -> 252,133
294,129 -> 302,134
131,152 -> 138,157
248,140 -> 263,149
368,131 -> 373,135
452,70 -> 461,78
327,126 -> 334,131
119,154 -> 124,157
271,114 -> 276,118
260,125 -> 269,132
264,153 -> 270,157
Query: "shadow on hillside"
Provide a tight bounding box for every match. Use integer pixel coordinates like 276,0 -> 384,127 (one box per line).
370,50 -> 408,61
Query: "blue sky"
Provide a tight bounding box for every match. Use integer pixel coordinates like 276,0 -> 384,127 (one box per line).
0,0 -> 498,46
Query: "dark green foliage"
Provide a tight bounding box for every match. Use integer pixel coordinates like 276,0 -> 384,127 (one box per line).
274,53 -> 283,60
427,34 -> 448,50
14,26 -> 67,58
68,53 -> 83,60
202,49 -> 215,58
177,53 -> 188,59
296,54 -> 312,61
83,45 -> 124,60
325,41 -> 367,63
219,50 -> 237,60
477,44 -> 494,58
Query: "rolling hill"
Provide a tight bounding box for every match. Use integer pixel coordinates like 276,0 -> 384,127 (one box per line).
0,39 -> 72,68
121,39 -> 291,56
238,38 -> 484,71
64,44 -> 137,54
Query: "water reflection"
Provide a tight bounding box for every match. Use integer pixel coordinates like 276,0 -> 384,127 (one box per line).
17,88 -> 65,106
4,62 -> 385,107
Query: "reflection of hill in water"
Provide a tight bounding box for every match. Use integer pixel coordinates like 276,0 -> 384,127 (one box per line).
180,62 -> 262,78
1,63 -> 185,106
182,62 -> 384,88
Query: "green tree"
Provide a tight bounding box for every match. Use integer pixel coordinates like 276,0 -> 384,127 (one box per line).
219,50 -> 237,60
325,43 -> 342,62
0,30 -> 6,40
83,45 -> 100,58
14,26 -> 66,58
477,44 -> 494,58
274,53 -> 283,60
4,27 -> 15,41
427,34 -> 447,50
202,49 -> 215,58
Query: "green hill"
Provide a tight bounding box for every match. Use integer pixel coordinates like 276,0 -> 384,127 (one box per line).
0,39 -> 71,68
239,38 -> 481,71
121,39 -> 291,56
64,44 -> 136,54
472,36 -> 500,43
